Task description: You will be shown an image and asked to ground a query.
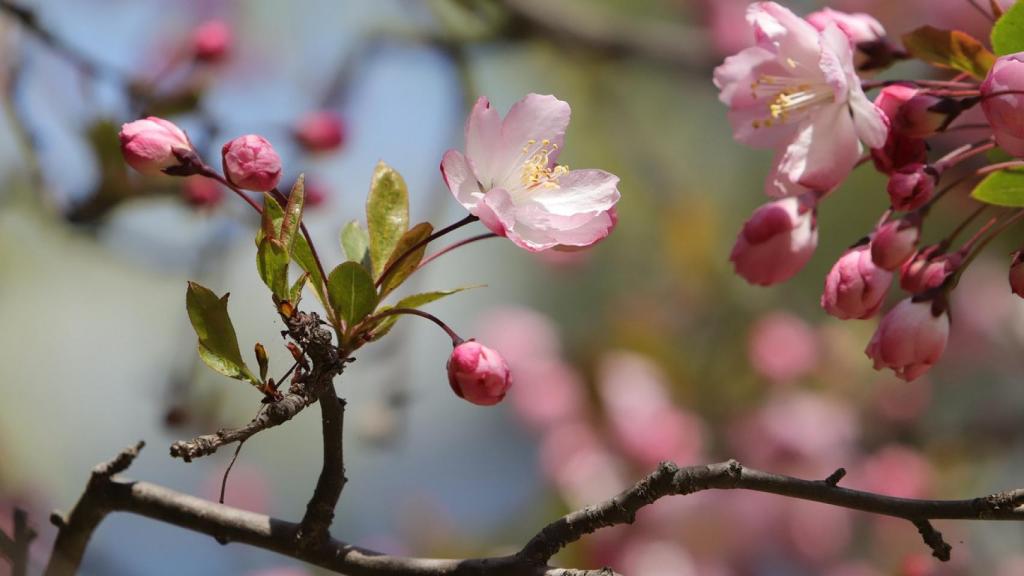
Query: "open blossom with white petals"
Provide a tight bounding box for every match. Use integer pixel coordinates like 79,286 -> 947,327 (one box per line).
441,94 -> 620,252
713,2 -> 887,197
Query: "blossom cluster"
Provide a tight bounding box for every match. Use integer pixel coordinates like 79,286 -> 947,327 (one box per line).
716,1 -> 1024,381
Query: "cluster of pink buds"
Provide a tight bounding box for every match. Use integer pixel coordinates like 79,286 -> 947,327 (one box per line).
717,1 -> 1024,381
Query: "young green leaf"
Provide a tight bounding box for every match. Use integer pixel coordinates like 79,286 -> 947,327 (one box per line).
279,174 -> 305,252
971,168 -> 1024,207
327,261 -> 379,327
993,1 -> 1024,56
369,286 -> 481,341
257,238 -> 290,301
258,194 -> 329,311
289,272 -> 309,305
185,282 -> 260,386
378,222 -> 433,298
340,220 -> 370,269
902,26 -> 995,80
366,161 -> 410,278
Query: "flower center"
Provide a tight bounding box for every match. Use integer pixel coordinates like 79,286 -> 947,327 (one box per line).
519,139 -> 569,189
749,75 -> 835,129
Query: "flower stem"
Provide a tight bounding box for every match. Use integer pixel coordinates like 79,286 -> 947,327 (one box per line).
416,233 -> 498,273
375,214 -> 479,288
370,307 -> 463,346
934,138 -> 995,171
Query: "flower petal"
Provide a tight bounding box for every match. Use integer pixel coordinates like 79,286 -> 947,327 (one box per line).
475,187 -> 516,237
748,2 -> 822,72
527,169 -> 620,217
441,149 -> 483,209
773,104 -> 860,194
465,96 -> 502,184
496,94 -> 571,186
849,91 -> 888,149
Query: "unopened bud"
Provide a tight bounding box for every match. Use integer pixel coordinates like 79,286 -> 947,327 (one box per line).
446,341 -> 511,406
222,135 -> 282,191
119,117 -> 193,176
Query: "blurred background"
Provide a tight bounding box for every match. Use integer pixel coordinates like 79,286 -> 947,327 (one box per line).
2,1 -> 1024,575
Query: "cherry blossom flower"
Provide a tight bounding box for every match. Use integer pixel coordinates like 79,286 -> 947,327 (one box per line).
866,298 -> 949,381
441,94 -> 620,252
714,2 -> 887,197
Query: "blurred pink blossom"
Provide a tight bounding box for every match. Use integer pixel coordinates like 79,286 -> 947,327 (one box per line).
872,376 -> 932,423
747,312 -> 819,383
852,444 -> 933,499
539,421 -> 627,509
192,19 -> 231,62
729,391 -> 859,472
617,538 -> 699,576
786,499 -> 853,563
597,351 -> 705,467
200,463 -> 271,513
294,111 -> 346,152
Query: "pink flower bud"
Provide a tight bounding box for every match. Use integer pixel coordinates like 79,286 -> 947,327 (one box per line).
897,94 -> 946,138
821,245 -> 893,320
900,245 -> 960,294
871,133 -> 927,175
871,218 -> 920,271
887,163 -> 937,211
865,298 -> 949,381
119,116 -> 192,175
192,20 -> 231,62
294,111 -> 346,152
730,195 -> 818,286
1009,252 -> 1024,298
303,179 -> 328,208
181,176 -> 224,208
221,135 -> 282,191
446,341 -> 511,406
806,8 -> 885,46
981,52 -> 1024,158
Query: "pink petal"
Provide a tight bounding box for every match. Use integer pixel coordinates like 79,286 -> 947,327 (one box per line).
528,169 -> 620,217
817,24 -> 851,100
476,187 -> 516,237
440,149 -> 483,209
498,94 -> 571,177
465,96 -> 502,183
776,104 -> 860,193
850,92 -> 888,149
748,2 -> 821,69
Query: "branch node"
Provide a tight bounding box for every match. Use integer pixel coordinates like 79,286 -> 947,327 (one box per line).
824,468 -> 847,487
93,441 -> 145,479
49,512 -> 66,529
912,518 -> 952,561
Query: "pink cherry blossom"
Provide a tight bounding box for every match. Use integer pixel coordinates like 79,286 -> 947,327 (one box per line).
714,2 -> 887,197
441,94 -> 620,252
181,176 -> 224,208
822,244 -> 893,319
806,8 -> 886,46
981,52 -> 1024,158
853,444 -> 933,499
866,298 -> 949,381
119,116 -> 192,175
446,341 -> 511,406
221,134 -> 282,192
730,194 -> 818,286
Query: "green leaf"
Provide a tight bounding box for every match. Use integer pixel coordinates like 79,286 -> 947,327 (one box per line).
993,1 -> 1024,56
258,195 -> 329,312
366,161 -> 410,278
971,168 -> 1024,207
902,26 -> 995,80
185,282 -> 260,386
327,261 -> 379,327
378,222 -> 433,298
370,286 -> 480,340
340,220 -> 370,269
257,238 -> 290,301
290,272 -> 309,305
280,175 -> 305,252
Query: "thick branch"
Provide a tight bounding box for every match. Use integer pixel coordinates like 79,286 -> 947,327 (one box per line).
517,460 -> 1024,564
46,448 -> 1024,576
169,390 -> 315,462
296,391 -> 347,549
